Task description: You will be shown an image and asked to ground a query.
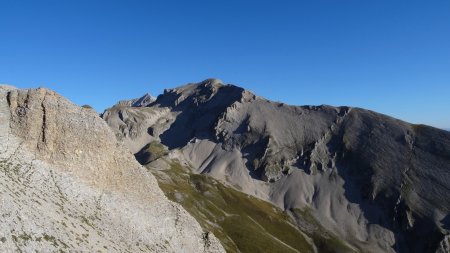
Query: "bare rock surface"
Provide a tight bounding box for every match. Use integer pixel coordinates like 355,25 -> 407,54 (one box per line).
103,79 -> 450,253
115,93 -> 156,107
0,85 -> 224,253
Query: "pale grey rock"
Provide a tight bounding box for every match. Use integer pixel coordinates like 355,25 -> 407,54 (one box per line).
115,93 -> 156,107
103,79 -> 450,253
0,86 -> 224,253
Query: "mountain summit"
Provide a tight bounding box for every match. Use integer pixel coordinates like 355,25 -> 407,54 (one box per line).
104,79 -> 450,253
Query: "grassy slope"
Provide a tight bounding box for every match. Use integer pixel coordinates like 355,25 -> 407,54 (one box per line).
135,141 -> 168,164
148,161 -> 358,253
289,208 -> 359,253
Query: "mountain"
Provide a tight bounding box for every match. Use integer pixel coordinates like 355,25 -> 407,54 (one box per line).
103,79 -> 450,253
0,86 -> 224,252
115,93 -> 156,107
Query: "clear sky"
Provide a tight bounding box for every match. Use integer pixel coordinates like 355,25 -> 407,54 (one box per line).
1,0 -> 449,129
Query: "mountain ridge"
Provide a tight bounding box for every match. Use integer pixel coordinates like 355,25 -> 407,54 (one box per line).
116,78 -> 446,132
2,80 -> 447,253
103,79 -> 450,253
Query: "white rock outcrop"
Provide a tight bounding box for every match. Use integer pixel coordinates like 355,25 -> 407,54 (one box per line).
0,86 -> 224,252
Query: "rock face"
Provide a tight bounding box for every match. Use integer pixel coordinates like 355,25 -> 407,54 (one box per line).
103,79 -> 450,253
115,93 -> 156,107
0,86 -> 224,252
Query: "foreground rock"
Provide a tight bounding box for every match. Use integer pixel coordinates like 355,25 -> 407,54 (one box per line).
0,86 -> 224,252
103,79 -> 450,253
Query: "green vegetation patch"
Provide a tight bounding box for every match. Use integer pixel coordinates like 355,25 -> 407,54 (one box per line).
151,161 -> 314,253
136,141 -> 168,164
290,208 -> 359,253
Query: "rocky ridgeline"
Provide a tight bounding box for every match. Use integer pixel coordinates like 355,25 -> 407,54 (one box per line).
103,79 -> 450,253
0,86 -> 224,252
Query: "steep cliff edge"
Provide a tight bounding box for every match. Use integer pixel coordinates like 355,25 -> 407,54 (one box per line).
0,85 -> 224,252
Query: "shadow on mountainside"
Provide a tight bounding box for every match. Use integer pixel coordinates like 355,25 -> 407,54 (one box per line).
332,115 -> 450,253
158,85 -> 244,149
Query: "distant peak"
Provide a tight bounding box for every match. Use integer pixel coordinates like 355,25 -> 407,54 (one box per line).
156,79 -> 247,108
114,92 -> 156,108
132,93 -> 156,107
163,78 -> 224,96
199,78 -> 224,87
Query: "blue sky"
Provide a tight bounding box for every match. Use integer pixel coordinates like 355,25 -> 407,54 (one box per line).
1,0 -> 449,129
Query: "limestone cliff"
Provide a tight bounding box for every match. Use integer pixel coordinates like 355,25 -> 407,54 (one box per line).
0,86 -> 224,252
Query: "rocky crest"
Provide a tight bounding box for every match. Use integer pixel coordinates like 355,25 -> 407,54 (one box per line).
0,86 -> 224,252
115,93 -> 156,107
103,79 -> 450,253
